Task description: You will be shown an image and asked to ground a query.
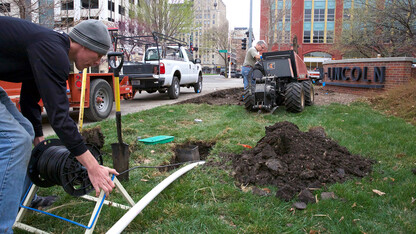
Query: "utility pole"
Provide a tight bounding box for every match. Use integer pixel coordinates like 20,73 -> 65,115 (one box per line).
228,31 -> 232,78
248,0 -> 253,48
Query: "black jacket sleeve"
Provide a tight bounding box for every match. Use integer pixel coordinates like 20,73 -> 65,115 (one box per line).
24,39 -> 87,156
20,79 -> 43,137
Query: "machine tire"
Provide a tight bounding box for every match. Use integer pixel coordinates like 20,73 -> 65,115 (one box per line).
85,79 -> 114,121
243,85 -> 255,111
284,82 -> 305,113
303,80 -> 315,106
194,74 -> 203,93
168,76 -> 180,99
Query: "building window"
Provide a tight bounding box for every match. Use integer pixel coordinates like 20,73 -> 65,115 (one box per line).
285,11 -> 291,22
58,17 -> 74,27
304,9 -> 311,22
314,9 -> 325,21
213,20 -> 215,24
61,1 -> 74,10
119,5 -> 125,15
81,0 -> 99,9
108,1 -> 115,11
303,30 -> 311,43
343,8 -> 351,20
326,31 -> 334,43
0,3 -> 11,13
284,31 -> 290,43
313,30 -> 324,43
327,8 -> 335,21
81,16 -> 99,20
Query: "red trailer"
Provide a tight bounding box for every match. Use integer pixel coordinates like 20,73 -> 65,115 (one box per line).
0,73 -> 133,122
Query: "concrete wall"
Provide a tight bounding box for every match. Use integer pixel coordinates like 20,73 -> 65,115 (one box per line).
321,57 -> 416,96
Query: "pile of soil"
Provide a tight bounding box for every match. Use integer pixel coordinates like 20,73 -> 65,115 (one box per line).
178,88 -> 242,105
229,121 -> 374,201
178,86 -> 360,106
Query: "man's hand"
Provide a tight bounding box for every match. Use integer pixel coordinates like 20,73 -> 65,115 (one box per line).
33,136 -> 45,146
76,150 -> 119,196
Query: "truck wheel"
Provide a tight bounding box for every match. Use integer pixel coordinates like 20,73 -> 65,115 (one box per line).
302,80 -> 315,106
85,79 -> 114,121
194,74 -> 203,93
284,82 -> 305,113
243,85 -> 255,111
168,76 -> 180,99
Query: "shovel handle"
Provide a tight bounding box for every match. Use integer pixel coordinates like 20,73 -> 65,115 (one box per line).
116,111 -> 123,144
108,52 -> 124,112
107,52 -> 124,76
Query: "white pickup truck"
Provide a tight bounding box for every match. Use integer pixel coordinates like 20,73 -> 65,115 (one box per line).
121,41 -> 203,99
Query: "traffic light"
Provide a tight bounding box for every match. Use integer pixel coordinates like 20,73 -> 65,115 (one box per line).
241,38 -> 247,50
245,31 -> 249,37
227,55 -> 230,62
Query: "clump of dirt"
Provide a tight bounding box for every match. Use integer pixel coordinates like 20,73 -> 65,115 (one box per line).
81,126 -> 105,149
228,121 -> 375,202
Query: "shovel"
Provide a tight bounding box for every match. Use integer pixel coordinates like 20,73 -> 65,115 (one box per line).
108,52 -> 130,181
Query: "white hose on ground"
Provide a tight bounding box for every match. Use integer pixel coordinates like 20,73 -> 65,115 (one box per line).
106,161 -> 205,234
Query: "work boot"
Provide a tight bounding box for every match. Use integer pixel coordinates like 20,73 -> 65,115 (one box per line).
29,195 -> 58,210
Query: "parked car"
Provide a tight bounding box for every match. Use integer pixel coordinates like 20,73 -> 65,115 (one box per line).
235,70 -> 242,78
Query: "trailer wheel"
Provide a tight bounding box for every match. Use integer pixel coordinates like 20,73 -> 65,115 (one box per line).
243,85 -> 255,111
284,82 -> 305,113
194,74 -> 203,93
168,76 -> 180,99
85,79 -> 114,122
302,80 -> 315,106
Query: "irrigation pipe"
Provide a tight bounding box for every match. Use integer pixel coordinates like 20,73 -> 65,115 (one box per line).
106,161 -> 205,234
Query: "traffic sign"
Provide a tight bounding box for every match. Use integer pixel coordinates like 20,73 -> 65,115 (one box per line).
219,50 -> 227,53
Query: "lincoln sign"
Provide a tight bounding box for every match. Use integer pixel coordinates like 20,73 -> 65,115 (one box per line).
321,57 -> 415,96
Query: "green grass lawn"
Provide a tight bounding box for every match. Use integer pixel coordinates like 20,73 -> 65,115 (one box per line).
16,101 -> 416,233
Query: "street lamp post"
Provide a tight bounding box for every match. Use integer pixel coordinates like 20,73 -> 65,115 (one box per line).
228,31 -> 232,78
248,0 -> 253,48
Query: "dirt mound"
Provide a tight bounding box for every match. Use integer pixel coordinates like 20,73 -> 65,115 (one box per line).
178,86 -> 360,106
229,121 -> 374,202
81,126 -> 105,149
368,81 -> 416,125
178,88 -> 242,105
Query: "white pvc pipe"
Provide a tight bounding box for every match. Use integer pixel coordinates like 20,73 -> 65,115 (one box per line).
106,161 -> 205,234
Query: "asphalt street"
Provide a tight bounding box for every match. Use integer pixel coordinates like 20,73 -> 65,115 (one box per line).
43,75 -> 243,137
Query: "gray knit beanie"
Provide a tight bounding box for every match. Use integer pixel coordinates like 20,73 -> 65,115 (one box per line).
69,20 -> 111,55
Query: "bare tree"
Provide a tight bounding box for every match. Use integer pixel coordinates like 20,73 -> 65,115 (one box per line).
1,0 -> 57,27
264,0 -> 301,51
116,19 -> 150,61
336,0 -> 416,57
132,0 -> 194,37
202,24 -> 230,77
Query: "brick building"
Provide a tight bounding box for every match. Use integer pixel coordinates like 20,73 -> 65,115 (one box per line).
260,0 -> 347,70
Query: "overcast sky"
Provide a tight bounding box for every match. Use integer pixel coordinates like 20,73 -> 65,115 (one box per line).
222,0 -> 261,40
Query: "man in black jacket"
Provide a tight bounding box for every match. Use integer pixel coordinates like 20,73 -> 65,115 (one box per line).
0,17 -> 118,233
